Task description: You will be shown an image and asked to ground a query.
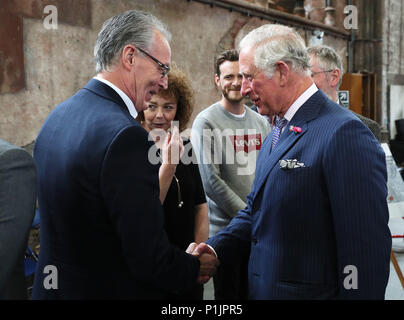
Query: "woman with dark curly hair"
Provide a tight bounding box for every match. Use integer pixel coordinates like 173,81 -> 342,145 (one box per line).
138,69 -> 208,300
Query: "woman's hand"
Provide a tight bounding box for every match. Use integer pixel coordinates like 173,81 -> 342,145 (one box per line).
158,126 -> 184,204
161,126 -> 184,165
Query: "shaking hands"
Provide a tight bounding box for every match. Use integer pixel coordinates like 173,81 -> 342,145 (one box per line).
186,242 -> 220,284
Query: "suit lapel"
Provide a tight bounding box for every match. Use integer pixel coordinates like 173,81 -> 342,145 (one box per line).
83,78 -> 130,114
253,90 -> 325,198
254,120 -> 308,196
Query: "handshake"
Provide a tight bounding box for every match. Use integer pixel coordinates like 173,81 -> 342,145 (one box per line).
186,242 -> 220,284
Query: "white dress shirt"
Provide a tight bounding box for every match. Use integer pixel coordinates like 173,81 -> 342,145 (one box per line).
279,83 -> 318,134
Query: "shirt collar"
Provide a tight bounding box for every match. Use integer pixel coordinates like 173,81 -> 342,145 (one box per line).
93,76 -> 138,120
283,83 -> 318,122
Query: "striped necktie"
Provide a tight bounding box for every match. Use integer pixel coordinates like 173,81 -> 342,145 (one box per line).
271,117 -> 288,150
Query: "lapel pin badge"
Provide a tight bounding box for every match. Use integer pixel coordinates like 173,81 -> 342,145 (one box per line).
289,126 -> 302,134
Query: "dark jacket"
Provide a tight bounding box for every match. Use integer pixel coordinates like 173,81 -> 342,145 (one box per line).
208,91 -> 391,299
32,79 -> 199,299
0,140 -> 36,299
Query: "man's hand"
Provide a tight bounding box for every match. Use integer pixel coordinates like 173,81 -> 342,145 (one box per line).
186,242 -> 217,257
186,242 -> 219,284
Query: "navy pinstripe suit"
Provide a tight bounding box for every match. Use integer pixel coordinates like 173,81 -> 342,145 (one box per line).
207,90 -> 391,299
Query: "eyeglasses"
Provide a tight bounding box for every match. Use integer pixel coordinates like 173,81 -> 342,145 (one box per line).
136,47 -> 170,78
310,69 -> 334,77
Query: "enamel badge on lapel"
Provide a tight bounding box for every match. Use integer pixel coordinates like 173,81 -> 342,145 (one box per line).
279,159 -> 306,170
289,126 -> 302,134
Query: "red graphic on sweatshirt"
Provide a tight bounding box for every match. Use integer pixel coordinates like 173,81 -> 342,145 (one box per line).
229,134 -> 262,153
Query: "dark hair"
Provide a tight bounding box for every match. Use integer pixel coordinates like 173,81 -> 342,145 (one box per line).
137,68 -> 194,132
215,49 -> 239,77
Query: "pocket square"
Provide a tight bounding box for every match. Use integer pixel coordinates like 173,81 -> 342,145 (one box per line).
279,159 -> 306,170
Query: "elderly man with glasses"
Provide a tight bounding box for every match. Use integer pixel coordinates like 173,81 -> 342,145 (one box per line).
307,45 -> 382,142
32,10 -> 218,300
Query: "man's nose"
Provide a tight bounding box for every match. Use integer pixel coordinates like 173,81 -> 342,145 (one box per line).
159,76 -> 168,90
240,79 -> 251,97
233,77 -> 242,87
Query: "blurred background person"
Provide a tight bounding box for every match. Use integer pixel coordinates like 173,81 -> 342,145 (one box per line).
138,69 -> 209,300
191,49 -> 270,300
0,139 -> 37,299
307,45 -> 381,142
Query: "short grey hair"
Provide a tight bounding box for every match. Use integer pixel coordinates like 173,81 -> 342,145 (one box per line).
307,45 -> 343,87
239,24 -> 310,78
94,10 -> 171,73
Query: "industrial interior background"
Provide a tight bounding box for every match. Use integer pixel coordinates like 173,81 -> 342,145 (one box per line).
1,0 -> 404,299
1,0 -> 404,148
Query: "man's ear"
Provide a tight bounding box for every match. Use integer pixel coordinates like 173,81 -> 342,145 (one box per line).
276,61 -> 290,87
328,68 -> 341,88
121,45 -> 136,71
214,74 -> 220,86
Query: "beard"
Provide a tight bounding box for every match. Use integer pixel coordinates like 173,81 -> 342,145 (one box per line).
222,89 -> 244,104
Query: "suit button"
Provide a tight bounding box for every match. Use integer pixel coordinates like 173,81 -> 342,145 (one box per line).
252,238 -> 258,245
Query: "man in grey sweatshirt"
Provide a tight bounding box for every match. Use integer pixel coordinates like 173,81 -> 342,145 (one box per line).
191,49 -> 270,299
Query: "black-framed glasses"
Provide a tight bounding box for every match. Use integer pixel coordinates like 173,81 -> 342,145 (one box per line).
311,69 -> 334,77
136,47 -> 170,78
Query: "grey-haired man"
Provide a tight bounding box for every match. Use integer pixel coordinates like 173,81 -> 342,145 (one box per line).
192,24 -> 390,300
33,10 -> 218,299
307,45 -> 382,141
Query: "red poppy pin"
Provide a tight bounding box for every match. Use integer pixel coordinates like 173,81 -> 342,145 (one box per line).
289,126 -> 302,134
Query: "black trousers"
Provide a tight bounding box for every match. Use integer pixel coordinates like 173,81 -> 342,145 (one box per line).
213,246 -> 249,300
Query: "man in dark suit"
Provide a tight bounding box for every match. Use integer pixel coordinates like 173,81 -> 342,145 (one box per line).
0,139 -> 37,299
192,24 -> 391,299
307,45 -> 382,142
32,10 -> 218,299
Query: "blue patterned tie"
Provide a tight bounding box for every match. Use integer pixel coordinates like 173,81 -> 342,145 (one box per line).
271,117 -> 288,150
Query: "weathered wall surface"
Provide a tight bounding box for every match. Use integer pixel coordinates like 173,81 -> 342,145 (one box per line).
383,0 -> 404,137
0,0 -> 348,146
384,0 -> 404,75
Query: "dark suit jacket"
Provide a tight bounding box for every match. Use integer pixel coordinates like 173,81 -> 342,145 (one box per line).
207,90 -> 391,300
338,101 -> 382,142
352,112 -> 382,142
0,140 -> 36,299
32,79 -> 199,299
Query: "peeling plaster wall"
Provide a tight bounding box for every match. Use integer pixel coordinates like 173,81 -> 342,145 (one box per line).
0,17 -> 93,146
383,0 -> 404,137
384,0 -> 404,75
0,0 -> 348,146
